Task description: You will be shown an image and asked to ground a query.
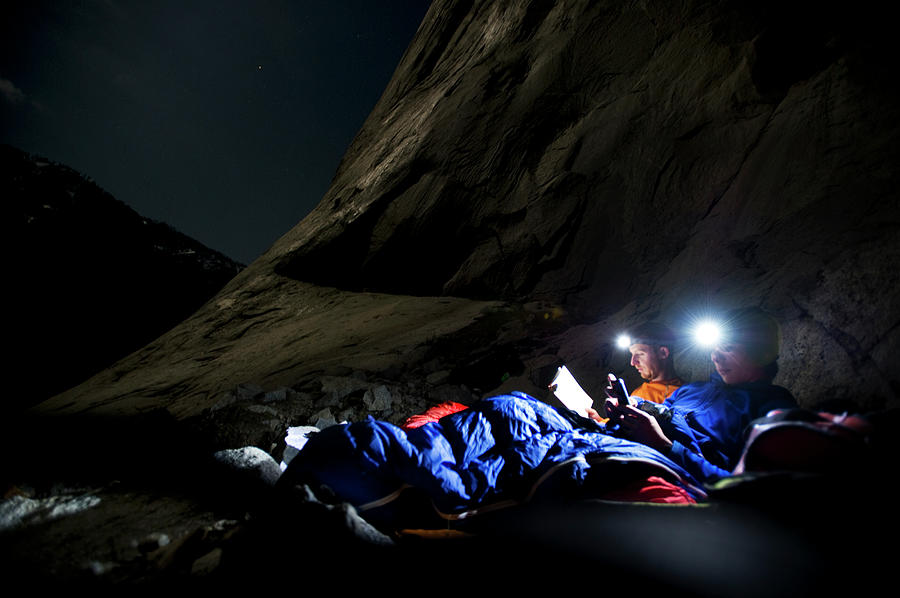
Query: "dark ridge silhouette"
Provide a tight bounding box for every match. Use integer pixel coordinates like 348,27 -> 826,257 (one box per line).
4,144 -> 243,409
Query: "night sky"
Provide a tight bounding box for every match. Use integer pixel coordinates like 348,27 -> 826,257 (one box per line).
1,1 -> 433,265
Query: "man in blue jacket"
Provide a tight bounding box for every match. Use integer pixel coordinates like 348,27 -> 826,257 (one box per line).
605,307 -> 797,484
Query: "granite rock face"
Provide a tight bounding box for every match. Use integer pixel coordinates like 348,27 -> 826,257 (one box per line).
269,0 -> 900,410
35,0 -> 899,421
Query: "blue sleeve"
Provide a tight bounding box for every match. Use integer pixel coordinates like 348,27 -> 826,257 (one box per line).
667,440 -> 733,483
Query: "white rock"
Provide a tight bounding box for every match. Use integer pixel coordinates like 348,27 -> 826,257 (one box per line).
312,407 -> 338,429
320,376 -> 369,401
363,385 -> 393,411
426,370 -> 451,385
280,426 -> 320,470
263,387 -> 292,402
0,492 -> 101,531
213,446 -> 282,486
235,383 -> 265,401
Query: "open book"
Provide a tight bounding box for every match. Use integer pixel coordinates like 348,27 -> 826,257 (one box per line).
550,366 -> 631,418
549,365 -> 595,418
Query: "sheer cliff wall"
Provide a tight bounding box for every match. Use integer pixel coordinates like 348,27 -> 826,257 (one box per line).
38,0 -> 899,417
268,0 -> 899,409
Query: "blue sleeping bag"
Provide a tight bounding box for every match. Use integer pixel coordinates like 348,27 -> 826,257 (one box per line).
281,393 -> 707,520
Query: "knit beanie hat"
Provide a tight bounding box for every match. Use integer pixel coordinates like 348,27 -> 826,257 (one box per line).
628,321 -> 677,348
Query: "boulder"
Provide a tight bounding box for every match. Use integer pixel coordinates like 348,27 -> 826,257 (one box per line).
212,447 -> 282,488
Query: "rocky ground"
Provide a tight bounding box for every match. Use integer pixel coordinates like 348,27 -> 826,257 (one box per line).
4,368 -> 899,593
1,360 -> 543,588
3,437 -> 895,595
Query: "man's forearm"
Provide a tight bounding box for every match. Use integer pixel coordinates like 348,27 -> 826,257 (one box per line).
667,440 -> 732,483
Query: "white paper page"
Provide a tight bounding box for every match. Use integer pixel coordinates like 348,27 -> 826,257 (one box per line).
280,425 -> 320,471
550,365 -> 593,418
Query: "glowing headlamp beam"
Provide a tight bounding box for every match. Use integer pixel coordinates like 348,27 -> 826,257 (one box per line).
616,334 -> 632,349
693,320 -> 722,347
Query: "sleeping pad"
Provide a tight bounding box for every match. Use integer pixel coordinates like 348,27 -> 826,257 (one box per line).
279,392 -> 707,525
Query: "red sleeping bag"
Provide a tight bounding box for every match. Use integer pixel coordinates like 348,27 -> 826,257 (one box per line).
401,401 -> 469,429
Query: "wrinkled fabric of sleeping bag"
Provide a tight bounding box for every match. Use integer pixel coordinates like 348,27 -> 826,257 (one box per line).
280,393 -> 706,521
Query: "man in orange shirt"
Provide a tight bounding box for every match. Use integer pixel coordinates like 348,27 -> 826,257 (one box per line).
625,321 -> 683,404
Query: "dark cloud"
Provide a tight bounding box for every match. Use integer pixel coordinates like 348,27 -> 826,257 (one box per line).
0,77 -> 27,104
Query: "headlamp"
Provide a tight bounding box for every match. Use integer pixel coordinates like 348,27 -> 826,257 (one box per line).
693,320 -> 722,347
615,334 -> 632,349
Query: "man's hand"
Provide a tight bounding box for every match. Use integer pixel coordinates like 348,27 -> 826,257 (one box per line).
606,401 -> 673,453
585,406 -> 607,424
602,380 -> 617,400
604,397 -> 622,417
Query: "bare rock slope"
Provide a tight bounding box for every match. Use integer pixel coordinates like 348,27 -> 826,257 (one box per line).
36,0 -> 900,421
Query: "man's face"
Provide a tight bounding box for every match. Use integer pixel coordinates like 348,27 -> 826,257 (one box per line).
711,343 -> 764,385
629,343 -> 666,381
